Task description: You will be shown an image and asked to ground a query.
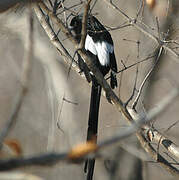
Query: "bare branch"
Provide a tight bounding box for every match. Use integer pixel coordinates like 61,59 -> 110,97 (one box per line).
0,7 -> 34,147
146,129 -> 179,159
33,5 -> 79,72
0,152 -> 68,171
79,0 -> 92,49
33,1 -> 179,177
100,86 -> 179,151
0,86 -> 178,174
132,47 -> 163,110
125,65 -> 139,106
103,0 -> 179,61
35,1 -> 130,119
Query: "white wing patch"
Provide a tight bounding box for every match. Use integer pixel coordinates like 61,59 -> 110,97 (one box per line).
85,35 -> 114,66
85,35 -> 97,55
95,41 -> 113,66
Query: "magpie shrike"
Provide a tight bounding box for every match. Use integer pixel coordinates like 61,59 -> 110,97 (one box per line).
70,14 -> 118,180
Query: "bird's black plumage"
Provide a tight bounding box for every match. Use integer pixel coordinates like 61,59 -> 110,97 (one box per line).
70,15 -> 118,86
70,14 -> 118,180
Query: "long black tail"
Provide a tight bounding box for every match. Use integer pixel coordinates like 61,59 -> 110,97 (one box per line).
84,77 -> 102,180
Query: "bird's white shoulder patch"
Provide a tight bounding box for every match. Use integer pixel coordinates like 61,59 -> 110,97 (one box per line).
85,35 -> 97,55
85,35 -> 114,66
95,41 -> 114,66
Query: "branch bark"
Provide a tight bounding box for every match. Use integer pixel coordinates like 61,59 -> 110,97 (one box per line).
32,1 -> 179,177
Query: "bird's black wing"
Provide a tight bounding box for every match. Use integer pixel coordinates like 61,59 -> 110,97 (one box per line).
87,16 -> 113,44
87,16 -> 118,89
110,52 -> 118,89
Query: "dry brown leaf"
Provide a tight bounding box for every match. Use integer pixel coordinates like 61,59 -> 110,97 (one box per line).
0,139 -> 22,158
68,141 -> 97,160
146,0 -> 156,9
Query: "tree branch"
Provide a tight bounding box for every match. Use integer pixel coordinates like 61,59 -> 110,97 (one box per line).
0,7 -> 34,147
32,1 -> 179,177
0,86 -> 178,175
79,0 -> 92,49
103,0 -> 179,61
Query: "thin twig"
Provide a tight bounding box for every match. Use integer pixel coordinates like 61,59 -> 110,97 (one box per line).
106,54 -> 155,80
47,0 -> 53,9
33,5 -> 79,71
34,2 -> 179,176
118,56 -> 130,98
100,85 -> 179,149
156,17 -> 161,41
125,66 -> 139,106
132,47 -> 163,110
44,65 -> 57,151
56,1 -> 83,16
103,0 -> 179,61
0,7 -> 34,147
136,0 -> 145,19
36,2 -> 130,119
89,0 -> 98,14
0,86 -> 178,173
165,120 -> 179,133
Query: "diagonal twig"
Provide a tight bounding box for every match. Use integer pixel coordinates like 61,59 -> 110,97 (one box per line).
103,0 -> 179,61
132,47 -> 164,110
34,1 -> 179,177
0,7 -> 34,147
0,85 -> 179,173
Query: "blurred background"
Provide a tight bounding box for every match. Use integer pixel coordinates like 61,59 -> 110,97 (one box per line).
0,0 -> 178,179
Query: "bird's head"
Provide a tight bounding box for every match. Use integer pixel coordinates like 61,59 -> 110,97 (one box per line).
69,15 -> 83,41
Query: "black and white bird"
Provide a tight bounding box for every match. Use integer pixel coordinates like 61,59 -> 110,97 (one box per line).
70,14 -> 118,180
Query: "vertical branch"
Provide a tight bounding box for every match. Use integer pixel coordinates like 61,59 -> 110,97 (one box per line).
79,0 -> 92,49
0,7 -> 34,147
132,47 -> 163,110
125,65 -> 139,106
44,66 -> 57,151
21,7 -> 34,90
